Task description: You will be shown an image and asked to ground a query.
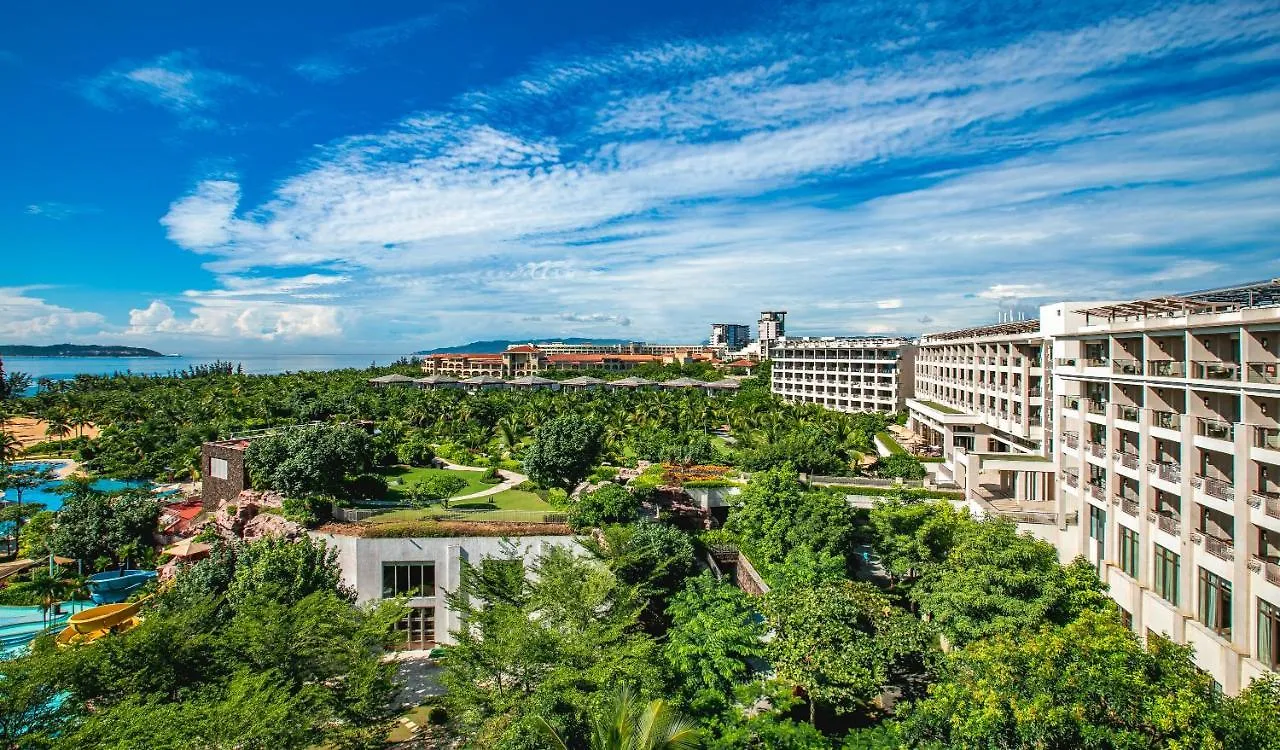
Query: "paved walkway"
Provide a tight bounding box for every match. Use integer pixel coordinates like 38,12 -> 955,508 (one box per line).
436,461 -> 529,503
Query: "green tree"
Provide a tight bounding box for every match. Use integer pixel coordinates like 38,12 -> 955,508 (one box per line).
225,535 -> 353,608
767,579 -> 926,724
443,543 -> 662,746
1218,674 -> 1280,750
664,572 -> 765,698
910,518 -> 1111,646
0,647 -> 72,748
710,714 -> 832,749
522,414 -> 604,490
244,423 -> 374,499
396,434 -> 436,466
726,467 -> 859,578
0,464 -> 54,539
900,610 -> 1226,749
406,473 -> 468,508
570,483 -> 641,529
872,453 -> 925,480
17,510 -> 57,558
537,686 -> 699,750
47,485 -> 159,569
868,496 -> 968,584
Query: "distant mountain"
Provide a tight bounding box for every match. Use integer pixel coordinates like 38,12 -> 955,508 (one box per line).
415,337 -> 632,355
0,344 -> 167,357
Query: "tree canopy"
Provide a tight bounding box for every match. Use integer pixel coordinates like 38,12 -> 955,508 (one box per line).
522,414 -> 605,490
244,423 -> 375,498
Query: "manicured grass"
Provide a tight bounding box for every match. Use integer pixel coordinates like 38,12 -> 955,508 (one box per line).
362,488 -> 554,524
917,400 -> 962,415
379,466 -> 492,501
876,431 -> 907,455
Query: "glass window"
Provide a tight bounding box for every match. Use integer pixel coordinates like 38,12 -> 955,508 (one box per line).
392,606 -> 436,650
381,562 -> 436,598
1197,568 -> 1231,638
1089,506 -> 1106,541
1120,526 -> 1140,578
1259,599 -> 1280,670
1154,544 -> 1179,606
210,457 -> 229,480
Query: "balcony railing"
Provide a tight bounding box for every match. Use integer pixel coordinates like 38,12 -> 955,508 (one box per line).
1148,460 -> 1181,484
1192,360 -> 1240,381
1201,534 -> 1235,562
1256,426 -> 1280,451
1265,494 -> 1280,520
1086,356 -> 1110,368
1112,358 -> 1143,375
1147,360 -> 1185,377
1121,498 -> 1139,516
1088,442 -> 1108,459
1064,432 -> 1079,449
1115,404 -> 1140,423
1256,557 -> 1280,586
1152,411 -> 1181,431
1085,399 -> 1106,415
1247,361 -> 1279,385
1149,512 -> 1180,535
1028,387 -> 1043,397
1055,358 -> 1078,368
1114,450 -> 1140,470
1197,418 -> 1235,442
1089,483 -> 1106,501
1062,395 -> 1082,411
1196,475 -> 1234,502
1064,472 -> 1080,488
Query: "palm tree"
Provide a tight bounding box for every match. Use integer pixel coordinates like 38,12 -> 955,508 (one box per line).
536,687 -> 698,750
0,430 -> 21,464
43,413 -> 72,454
27,569 -> 77,628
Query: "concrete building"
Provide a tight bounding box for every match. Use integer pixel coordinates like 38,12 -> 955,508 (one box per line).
905,278 -> 1280,693
421,344 -> 714,378
758,311 -> 787,353
770,336 -> 916,413
710,323 -> 751,352
312,532 -> 580,649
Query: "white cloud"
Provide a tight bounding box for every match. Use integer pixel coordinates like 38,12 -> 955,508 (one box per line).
82,52 -> 253,126
126,297 -> 343,341
0,288 -> 106,342
144,0 -> 1278,347
24,202 -> 100,220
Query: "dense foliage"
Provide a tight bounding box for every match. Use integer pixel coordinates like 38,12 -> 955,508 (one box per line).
522,414 -> 605,490
47,481 -> 160,570
244,423 -> 375,498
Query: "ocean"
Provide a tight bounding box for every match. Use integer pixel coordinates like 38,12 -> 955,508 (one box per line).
5,354 -> 411,394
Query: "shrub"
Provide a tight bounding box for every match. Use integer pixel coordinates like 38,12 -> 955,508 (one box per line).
480,467 -> 502,485
406,473 -> 468,507
282,495 -> 331,527
346,472 -> 389,500
568,484 -> 639,529
396,437 -> 436,467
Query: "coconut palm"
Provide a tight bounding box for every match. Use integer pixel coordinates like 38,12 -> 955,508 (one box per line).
0,430 -> 22,464
536,687 -> 698,750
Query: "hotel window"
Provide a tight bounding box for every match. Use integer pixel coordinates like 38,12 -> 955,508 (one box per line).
1259,599 -> 1280,670
382,562 -> 436,598
1120,526 -> 1140,578
1198,569 -> 1231,638
1153,544 -> 1180,606
1118,607 -> 1133,630
392,606 -> 435,651
210,457 -> 229,480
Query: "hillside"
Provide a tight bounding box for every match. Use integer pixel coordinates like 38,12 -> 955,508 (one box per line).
0,344 -> 166,357
415,337 -> 631,355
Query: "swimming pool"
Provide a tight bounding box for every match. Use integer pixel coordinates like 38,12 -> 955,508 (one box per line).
2,462 -> 149,513
0,601 -> 94,657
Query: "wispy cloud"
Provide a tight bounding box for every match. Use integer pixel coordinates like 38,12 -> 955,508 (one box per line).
121,0 -> 1280,347
82,51 -> 254,127
0,288 -> 105,341
24,202 -> 100,220
290,12 -> 454,83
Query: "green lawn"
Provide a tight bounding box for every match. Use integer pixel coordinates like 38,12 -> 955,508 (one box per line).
379,466 -> 493,501
363,488 -> 555,524
916,399 -> 962,415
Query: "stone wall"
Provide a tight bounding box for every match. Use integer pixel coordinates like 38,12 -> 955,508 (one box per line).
200,443 -> 248,509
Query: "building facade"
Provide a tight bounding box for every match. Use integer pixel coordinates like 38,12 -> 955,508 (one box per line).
421,344 -> 713,378
710,323 -> 751,352
905,279 -> 1280,694
758,311 -> 787,353
770,336 -> 916,413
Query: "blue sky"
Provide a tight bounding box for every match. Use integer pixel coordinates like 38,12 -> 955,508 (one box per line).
2,0 -> 1278,354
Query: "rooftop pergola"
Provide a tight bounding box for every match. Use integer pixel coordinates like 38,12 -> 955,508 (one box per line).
923,319 -> 1041,342
1079,279 -> 1280,323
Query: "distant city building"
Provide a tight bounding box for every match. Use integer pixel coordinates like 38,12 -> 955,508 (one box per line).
758,311 -> 787,353
421,343 -> 714,378
710,323 -> 751,351
770,336 -> 916,413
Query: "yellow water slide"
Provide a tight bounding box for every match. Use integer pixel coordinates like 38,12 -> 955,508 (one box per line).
55,601 -> 143,646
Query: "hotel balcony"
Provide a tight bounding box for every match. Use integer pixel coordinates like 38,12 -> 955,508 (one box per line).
1148,460 -> 1181,484
1086,356 -> 1110,368
1152,410 -> 1181,431
1251,556 -> 1280,586
1148,360 -> 1186,378
1064,431 -> 1079,449
1064,470 -> 1080,488
1247,362 -> 1280,385
1116,404 -> 1140,423
1256,426 -> 1280,451
1086,399 -> 1107,416
1112,358 -> 1143,375
1192,360 -> 1241,382
1114,449 -> 1140,470
1195,532 -> 1235,562
1121,497 -> 1139,517
1261,492 -> 1280,521
1088,482 -> 1107,502
1149,511 -> 1181,536
1193,474 -> 1235,502
1062,395 -> 1082,412
1088,441 -> 1108,459
1197,418 -> 1235,442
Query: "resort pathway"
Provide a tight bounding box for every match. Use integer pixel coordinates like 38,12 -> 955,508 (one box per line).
436,461 -> 529,503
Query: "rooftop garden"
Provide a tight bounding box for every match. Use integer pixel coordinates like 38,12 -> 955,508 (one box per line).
916,399 -> 963,414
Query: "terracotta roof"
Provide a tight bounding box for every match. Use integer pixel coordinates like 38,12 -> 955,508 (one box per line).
505,344 -> 542,353
724,359 -> 757,368
427,353 -> 504,360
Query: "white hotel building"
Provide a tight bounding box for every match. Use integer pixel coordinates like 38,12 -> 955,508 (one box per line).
770,336 -> 916,413
907,279 -> 1280,694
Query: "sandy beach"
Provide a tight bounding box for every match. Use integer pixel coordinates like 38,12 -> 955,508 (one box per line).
3,415 -> 98,450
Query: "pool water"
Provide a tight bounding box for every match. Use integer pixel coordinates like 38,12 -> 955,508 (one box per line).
0,601 -> 94,657
2,462 -> 148,513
